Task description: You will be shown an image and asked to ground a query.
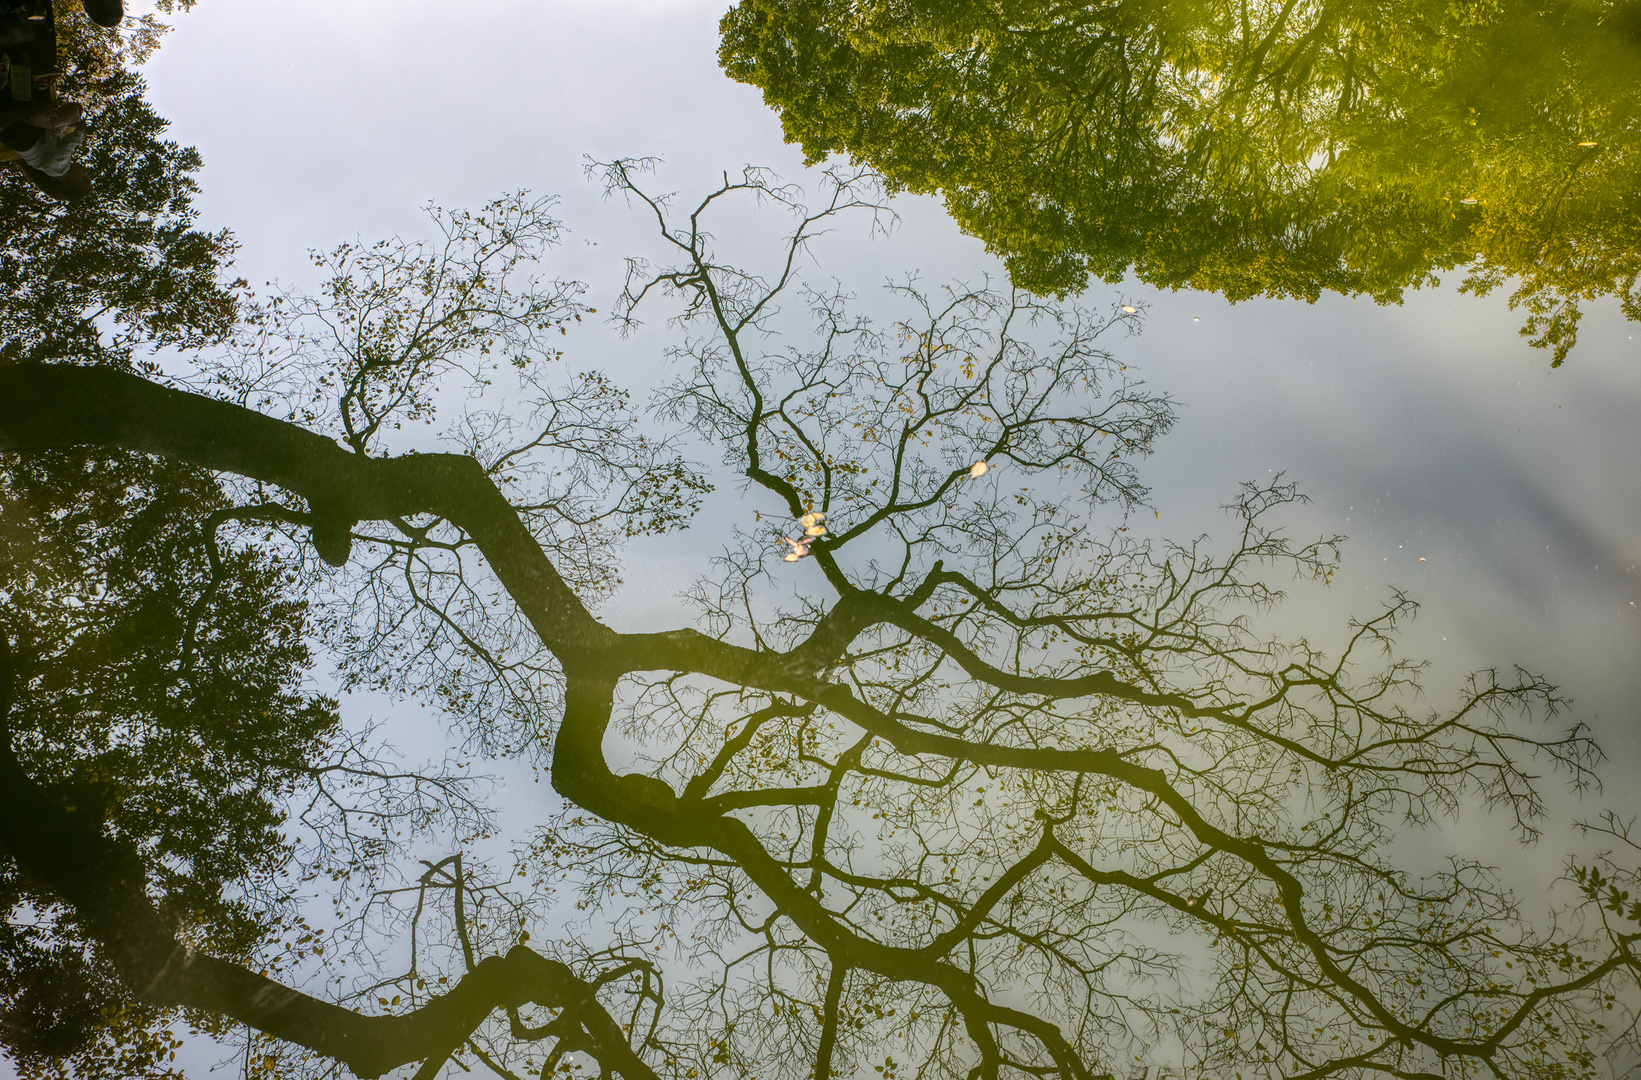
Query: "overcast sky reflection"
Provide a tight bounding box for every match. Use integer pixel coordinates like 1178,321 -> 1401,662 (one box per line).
37,1 -> 1633,1071
133,0 -> 1641,789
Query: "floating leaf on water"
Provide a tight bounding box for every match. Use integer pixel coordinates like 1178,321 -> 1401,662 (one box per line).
968,461 -> 989,478
1121,304 -> 1138,314
1578,141 -> 1598,147
805,525 -> 827,537
783,553 -> 801,562
799,511 -> 826,527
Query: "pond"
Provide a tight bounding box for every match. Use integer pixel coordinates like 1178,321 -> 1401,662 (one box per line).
2,3 -> 1639,1079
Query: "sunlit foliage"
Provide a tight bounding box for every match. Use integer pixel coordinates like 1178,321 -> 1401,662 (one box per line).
720,0 -> 1641,364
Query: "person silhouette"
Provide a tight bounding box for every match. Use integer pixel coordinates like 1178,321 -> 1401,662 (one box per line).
0,98 -> 92,201
1,0 -> 120,69
0,0 -> 111,202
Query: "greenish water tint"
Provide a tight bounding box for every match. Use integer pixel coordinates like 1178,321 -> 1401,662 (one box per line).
721,0 -> 1641,364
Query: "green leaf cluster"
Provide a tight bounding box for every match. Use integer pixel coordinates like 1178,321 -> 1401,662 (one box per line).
1572,865 -> 1641,923
3,5 -> 238,368
1,7 -> 329,1072
0,449 -> 339,1076
721,0 -> 1641,363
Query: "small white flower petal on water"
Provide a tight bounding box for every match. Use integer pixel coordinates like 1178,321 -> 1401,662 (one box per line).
783,553 -> 801,562
1460,197 -> 1478,205
968,461 -> 989,479
1121,305 -> 1138,314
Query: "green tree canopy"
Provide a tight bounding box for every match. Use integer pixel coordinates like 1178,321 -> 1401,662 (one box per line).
0,7 -> 341,1073
0,450 -> 340,1078
3,0 -> 236,368
720,0 -> 1641,364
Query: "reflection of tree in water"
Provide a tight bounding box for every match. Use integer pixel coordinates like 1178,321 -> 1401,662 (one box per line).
722,0 -> 1641,363
1,0 -> 232,366
3,162 -> 1640,1080
1,4 -> 271,1074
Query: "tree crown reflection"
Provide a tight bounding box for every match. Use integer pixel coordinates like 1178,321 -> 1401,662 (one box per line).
722,0 -> 1641,363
